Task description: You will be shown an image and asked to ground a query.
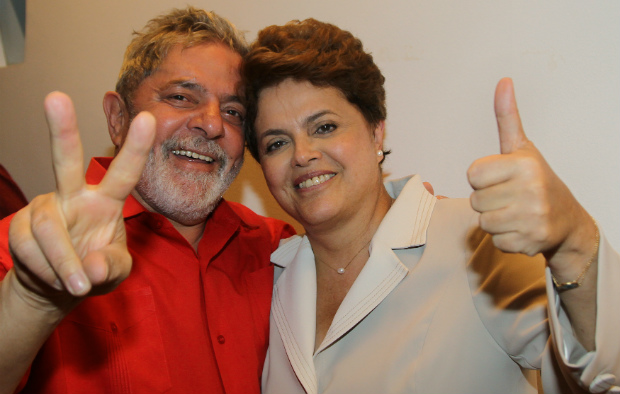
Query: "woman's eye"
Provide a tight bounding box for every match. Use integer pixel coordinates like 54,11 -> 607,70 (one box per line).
265,140 -> 287,153
316,123 -> 336,134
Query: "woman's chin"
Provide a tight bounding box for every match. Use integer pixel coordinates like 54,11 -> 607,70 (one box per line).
292,205 -> 345,231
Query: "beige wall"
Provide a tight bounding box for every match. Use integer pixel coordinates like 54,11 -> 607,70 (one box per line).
0,0 -> 618,245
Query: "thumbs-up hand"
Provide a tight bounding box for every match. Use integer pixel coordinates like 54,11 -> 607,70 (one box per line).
467,78 -> 595,266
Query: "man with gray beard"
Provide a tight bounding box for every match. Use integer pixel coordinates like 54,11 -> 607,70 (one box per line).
135,133 -> 241,227
0,7 -> 294,394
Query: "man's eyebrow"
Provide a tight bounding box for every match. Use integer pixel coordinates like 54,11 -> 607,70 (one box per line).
162,80 -> 242,104
164,79 -> 206,93
221,94 -> 243,105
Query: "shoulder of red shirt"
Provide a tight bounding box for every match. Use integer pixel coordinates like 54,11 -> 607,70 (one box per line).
226,201 -> 296,243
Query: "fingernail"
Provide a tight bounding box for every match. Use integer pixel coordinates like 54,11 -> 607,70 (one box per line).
52,278 -> 63,291
67,271 -> 89,295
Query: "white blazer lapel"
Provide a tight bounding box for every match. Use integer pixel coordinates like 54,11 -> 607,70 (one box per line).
317,175 -> 437,353
317,241 -> 408,353
271,236 -> 319,394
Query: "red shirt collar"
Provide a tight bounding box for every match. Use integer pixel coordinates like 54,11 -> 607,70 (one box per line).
86,157 -> 154,219
84,157 -> 251,229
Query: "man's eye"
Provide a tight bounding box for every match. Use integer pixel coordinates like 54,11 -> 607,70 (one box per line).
222,108 -> 245,126
170,94 -> 188,101
316,123 -> 336,134
225,109 -> 244,120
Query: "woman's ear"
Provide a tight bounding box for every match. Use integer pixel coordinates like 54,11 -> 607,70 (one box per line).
373,120 -> 386,153
103,91 -> 129,150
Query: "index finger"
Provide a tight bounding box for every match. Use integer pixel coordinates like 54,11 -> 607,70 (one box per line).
44,92 -> 85,197
98,111 -> 156,200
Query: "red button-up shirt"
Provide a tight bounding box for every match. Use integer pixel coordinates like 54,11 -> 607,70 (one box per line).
0,157 -> 295,394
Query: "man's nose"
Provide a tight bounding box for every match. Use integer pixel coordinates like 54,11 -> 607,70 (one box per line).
188,102 -> 224,138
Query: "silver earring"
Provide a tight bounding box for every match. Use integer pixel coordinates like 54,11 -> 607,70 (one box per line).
377,150 -> 383,156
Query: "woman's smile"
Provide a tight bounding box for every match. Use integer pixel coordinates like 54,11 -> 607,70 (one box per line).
294,173 -> 336,189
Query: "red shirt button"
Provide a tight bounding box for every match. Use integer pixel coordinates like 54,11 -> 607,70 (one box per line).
217,335 -> 225,344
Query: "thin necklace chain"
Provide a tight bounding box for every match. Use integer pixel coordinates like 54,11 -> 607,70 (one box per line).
314,198 -> 394,275
316,239 -> 371,275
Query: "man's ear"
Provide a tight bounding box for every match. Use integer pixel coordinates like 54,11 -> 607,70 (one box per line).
103,91 -> 129,150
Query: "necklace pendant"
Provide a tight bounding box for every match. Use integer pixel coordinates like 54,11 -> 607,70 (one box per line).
337,268 -> 346,274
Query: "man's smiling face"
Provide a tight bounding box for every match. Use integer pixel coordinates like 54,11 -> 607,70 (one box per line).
126,42 -> 246,225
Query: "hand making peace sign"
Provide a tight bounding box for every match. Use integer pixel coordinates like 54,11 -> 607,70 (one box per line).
7,92 -> 155,307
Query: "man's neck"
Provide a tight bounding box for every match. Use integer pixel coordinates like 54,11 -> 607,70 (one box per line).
169,220 -> 207,252
130,190 -> 207,252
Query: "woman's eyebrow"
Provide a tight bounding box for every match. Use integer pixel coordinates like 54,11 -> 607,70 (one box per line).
304,110 -> 335,126
258,110 -> 338,141
259,128 -> 286,141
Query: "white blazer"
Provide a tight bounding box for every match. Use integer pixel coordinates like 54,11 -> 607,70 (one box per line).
262,175 -> 620,394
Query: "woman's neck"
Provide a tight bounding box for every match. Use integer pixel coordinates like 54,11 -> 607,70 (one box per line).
310,185 -> 393,351
307,185 -> 393,267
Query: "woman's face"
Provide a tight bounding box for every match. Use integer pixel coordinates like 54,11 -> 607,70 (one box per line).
254,78 -> 385,230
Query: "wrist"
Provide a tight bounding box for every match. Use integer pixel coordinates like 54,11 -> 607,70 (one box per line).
547,215 -> 599,292
4,269 -> 77,323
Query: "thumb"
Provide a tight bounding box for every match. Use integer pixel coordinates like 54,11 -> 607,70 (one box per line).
495,78 -> 528,154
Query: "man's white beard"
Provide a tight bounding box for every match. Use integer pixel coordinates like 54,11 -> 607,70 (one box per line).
135,136 -> 242,225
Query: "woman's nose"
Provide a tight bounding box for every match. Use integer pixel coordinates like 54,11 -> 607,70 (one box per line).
292,137 -> 321,167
